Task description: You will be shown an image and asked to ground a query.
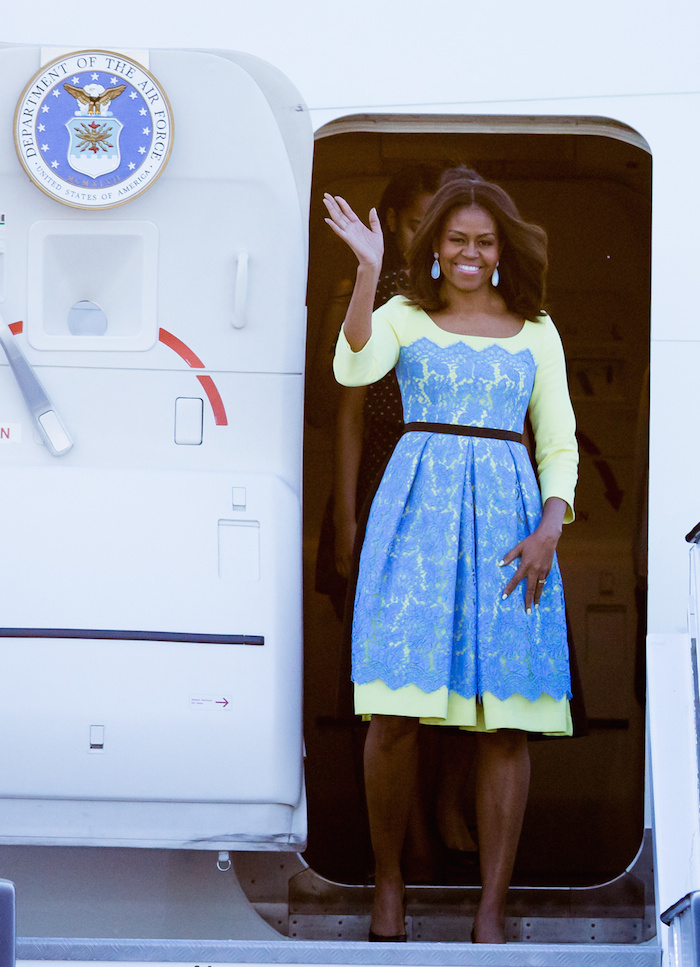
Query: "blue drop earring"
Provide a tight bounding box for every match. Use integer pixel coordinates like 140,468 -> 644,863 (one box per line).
492,262 -> 500,287
431,252 -> 441,280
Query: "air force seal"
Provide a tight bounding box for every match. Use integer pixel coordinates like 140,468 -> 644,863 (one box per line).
14,50 -> 173,210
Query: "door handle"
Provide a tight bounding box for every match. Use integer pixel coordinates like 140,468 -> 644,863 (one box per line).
0,323 -> 73,456
232,252 -> 248,330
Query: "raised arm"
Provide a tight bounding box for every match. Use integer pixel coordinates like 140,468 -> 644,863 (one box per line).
323,194 -> 383,351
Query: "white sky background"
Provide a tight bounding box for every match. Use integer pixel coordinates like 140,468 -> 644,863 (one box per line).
0,0 -> 697,111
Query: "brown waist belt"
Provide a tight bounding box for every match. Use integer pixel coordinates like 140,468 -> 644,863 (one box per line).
402,421 -> 524,444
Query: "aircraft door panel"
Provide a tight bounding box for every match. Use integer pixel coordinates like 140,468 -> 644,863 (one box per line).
0,43 -> 311,849
0,636 -> 302,803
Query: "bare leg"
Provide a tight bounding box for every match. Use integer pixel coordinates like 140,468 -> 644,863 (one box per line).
403,787 -> 438,882
403,728 -> 440,882
472,729 -> 530,943
364,714 -> 420,937
435,731 -> 478,852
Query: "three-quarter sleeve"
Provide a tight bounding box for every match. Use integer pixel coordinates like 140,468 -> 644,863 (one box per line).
333,298 -> 402,387
528,316 -> 578,523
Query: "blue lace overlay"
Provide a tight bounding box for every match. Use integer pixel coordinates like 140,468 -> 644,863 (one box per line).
351,338 -> 571,704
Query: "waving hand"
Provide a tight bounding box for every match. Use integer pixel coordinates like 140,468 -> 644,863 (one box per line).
323,194 -> 384,269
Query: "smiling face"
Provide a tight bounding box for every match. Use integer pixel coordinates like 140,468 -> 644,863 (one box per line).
436,204 -> 500,295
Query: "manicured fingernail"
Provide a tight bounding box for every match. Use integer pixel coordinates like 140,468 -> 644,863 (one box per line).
527,607 -> 532,616
497,559 -> 505,567
535,603 -> 540,610
501,593 -> 508,600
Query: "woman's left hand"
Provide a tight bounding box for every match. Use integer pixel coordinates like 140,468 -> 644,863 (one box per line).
323,194 -> 384,269
499,497 -> 568,612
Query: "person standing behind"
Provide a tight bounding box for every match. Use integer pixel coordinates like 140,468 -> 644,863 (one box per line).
316,165 -> 479,877
316,165 -> 444,617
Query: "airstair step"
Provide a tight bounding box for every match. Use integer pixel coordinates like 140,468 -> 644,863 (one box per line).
286,913 -> 650,944
17,937 -> 661,966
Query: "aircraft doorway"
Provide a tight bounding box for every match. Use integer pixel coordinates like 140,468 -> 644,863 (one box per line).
303,116 -> 651,892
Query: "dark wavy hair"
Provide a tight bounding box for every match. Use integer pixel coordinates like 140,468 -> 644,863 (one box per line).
403,166 -> 548,320
376,164 -> 445,273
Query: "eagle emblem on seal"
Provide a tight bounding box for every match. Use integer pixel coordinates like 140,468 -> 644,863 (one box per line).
63,81 -> 127,115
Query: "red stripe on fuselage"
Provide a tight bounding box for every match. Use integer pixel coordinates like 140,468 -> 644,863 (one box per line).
158,328 -> 205,368
159,328 -> 228,426
197,375 -> 228,426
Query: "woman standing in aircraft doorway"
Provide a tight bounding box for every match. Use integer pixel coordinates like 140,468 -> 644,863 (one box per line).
324,169 -> 578,944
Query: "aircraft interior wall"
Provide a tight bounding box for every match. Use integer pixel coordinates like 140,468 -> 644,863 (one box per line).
302,121 -> 652,888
